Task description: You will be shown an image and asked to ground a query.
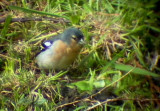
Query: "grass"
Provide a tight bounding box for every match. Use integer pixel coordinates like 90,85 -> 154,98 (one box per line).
0,0 -> 160,110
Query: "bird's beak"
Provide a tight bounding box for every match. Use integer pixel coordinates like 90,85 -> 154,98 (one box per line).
79,38 -> 85,45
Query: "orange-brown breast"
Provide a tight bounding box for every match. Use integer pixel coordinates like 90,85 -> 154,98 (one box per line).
51,39 -> 82,69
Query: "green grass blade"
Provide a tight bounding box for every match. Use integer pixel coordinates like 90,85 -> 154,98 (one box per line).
48,71 -> 68,81
113,63 -> 159,77
78,51 -> 94,67
130,39 -> 146,67
9,6 -> 69,19
106,0 -> 115,13
148,26 -> 160,33
101,49 -> 125,73
0,15 -> 12,42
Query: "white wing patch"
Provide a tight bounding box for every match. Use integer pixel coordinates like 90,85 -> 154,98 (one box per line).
44,41 -> 52,47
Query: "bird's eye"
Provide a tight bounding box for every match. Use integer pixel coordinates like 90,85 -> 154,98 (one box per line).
71,35 -> 77,40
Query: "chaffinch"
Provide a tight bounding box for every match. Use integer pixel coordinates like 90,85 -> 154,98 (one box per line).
36,27 -> 84,70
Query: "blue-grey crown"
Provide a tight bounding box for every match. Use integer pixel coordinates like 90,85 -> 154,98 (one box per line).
61,27 -> 84,44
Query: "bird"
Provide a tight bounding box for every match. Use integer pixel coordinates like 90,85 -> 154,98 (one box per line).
36,27 -> 84,70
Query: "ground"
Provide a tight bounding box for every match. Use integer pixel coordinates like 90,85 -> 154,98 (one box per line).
0,0 -> 160,110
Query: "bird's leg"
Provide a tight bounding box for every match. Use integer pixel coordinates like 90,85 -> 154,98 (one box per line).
48,69 -> 56,76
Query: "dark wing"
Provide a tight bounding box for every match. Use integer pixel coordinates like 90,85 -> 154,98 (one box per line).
42,33 -> 62,48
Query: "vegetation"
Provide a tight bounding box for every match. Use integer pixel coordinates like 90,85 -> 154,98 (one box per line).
0,0 -> 160,110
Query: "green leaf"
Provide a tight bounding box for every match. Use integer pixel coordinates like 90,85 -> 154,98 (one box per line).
36,97 -> 47,105
93,80 -> 105,88
73,80 -> 93,91
73,70 -> 95,91
113,63 -> 159,77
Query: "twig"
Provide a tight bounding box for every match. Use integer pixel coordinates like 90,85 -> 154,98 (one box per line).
86,98 -> 160,111
55,68 -> 133,110
90,67 -> 134,98
0,17 -> 70,23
